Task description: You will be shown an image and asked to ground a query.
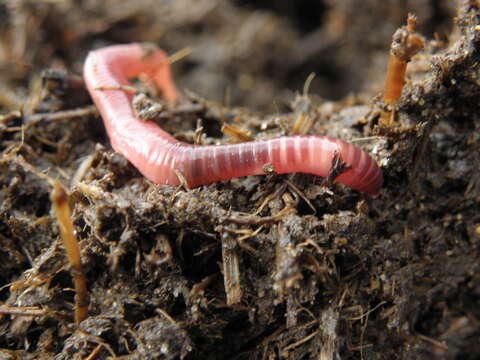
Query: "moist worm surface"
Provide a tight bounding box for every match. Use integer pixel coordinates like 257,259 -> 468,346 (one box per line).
84,43 -> 383,195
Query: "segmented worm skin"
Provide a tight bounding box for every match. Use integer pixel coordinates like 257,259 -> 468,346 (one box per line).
84,43 -> 383,195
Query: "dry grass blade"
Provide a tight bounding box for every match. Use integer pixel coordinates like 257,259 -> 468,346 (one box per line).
50,181 -> 89,325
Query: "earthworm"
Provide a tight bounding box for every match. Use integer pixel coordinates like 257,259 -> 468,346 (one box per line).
83,43 -> 383,195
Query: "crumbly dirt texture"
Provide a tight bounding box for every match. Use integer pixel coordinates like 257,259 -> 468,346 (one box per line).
0,1 -> 479,359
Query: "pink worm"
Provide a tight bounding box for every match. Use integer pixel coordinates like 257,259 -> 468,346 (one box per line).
83,43 -> 383,195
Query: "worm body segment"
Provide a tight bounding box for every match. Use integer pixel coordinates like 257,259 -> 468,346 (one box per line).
84,43 -> 383,195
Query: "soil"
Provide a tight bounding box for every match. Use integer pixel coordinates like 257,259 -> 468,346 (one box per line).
0,0 -> 479,359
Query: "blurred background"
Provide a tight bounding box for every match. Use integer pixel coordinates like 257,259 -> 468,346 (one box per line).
0,0 -> 456,112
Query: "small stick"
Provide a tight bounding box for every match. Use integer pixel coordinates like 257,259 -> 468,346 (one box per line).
225,209 -> 295,226
0,305 -> 47,316
84,344 -> 103,360
168,46 -> 192,65
51,181 -> 89,325
292,112 -> 315,135
25,105 -> 98,126
282,330 -> 319,353
221,235 -> 242,305
284,180 -> 316,214
194,119 -> 204,145
221,123 -> 253,142
94,85 -> 138,93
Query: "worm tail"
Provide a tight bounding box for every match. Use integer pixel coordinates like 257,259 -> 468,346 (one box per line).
179,136 -> 382,195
